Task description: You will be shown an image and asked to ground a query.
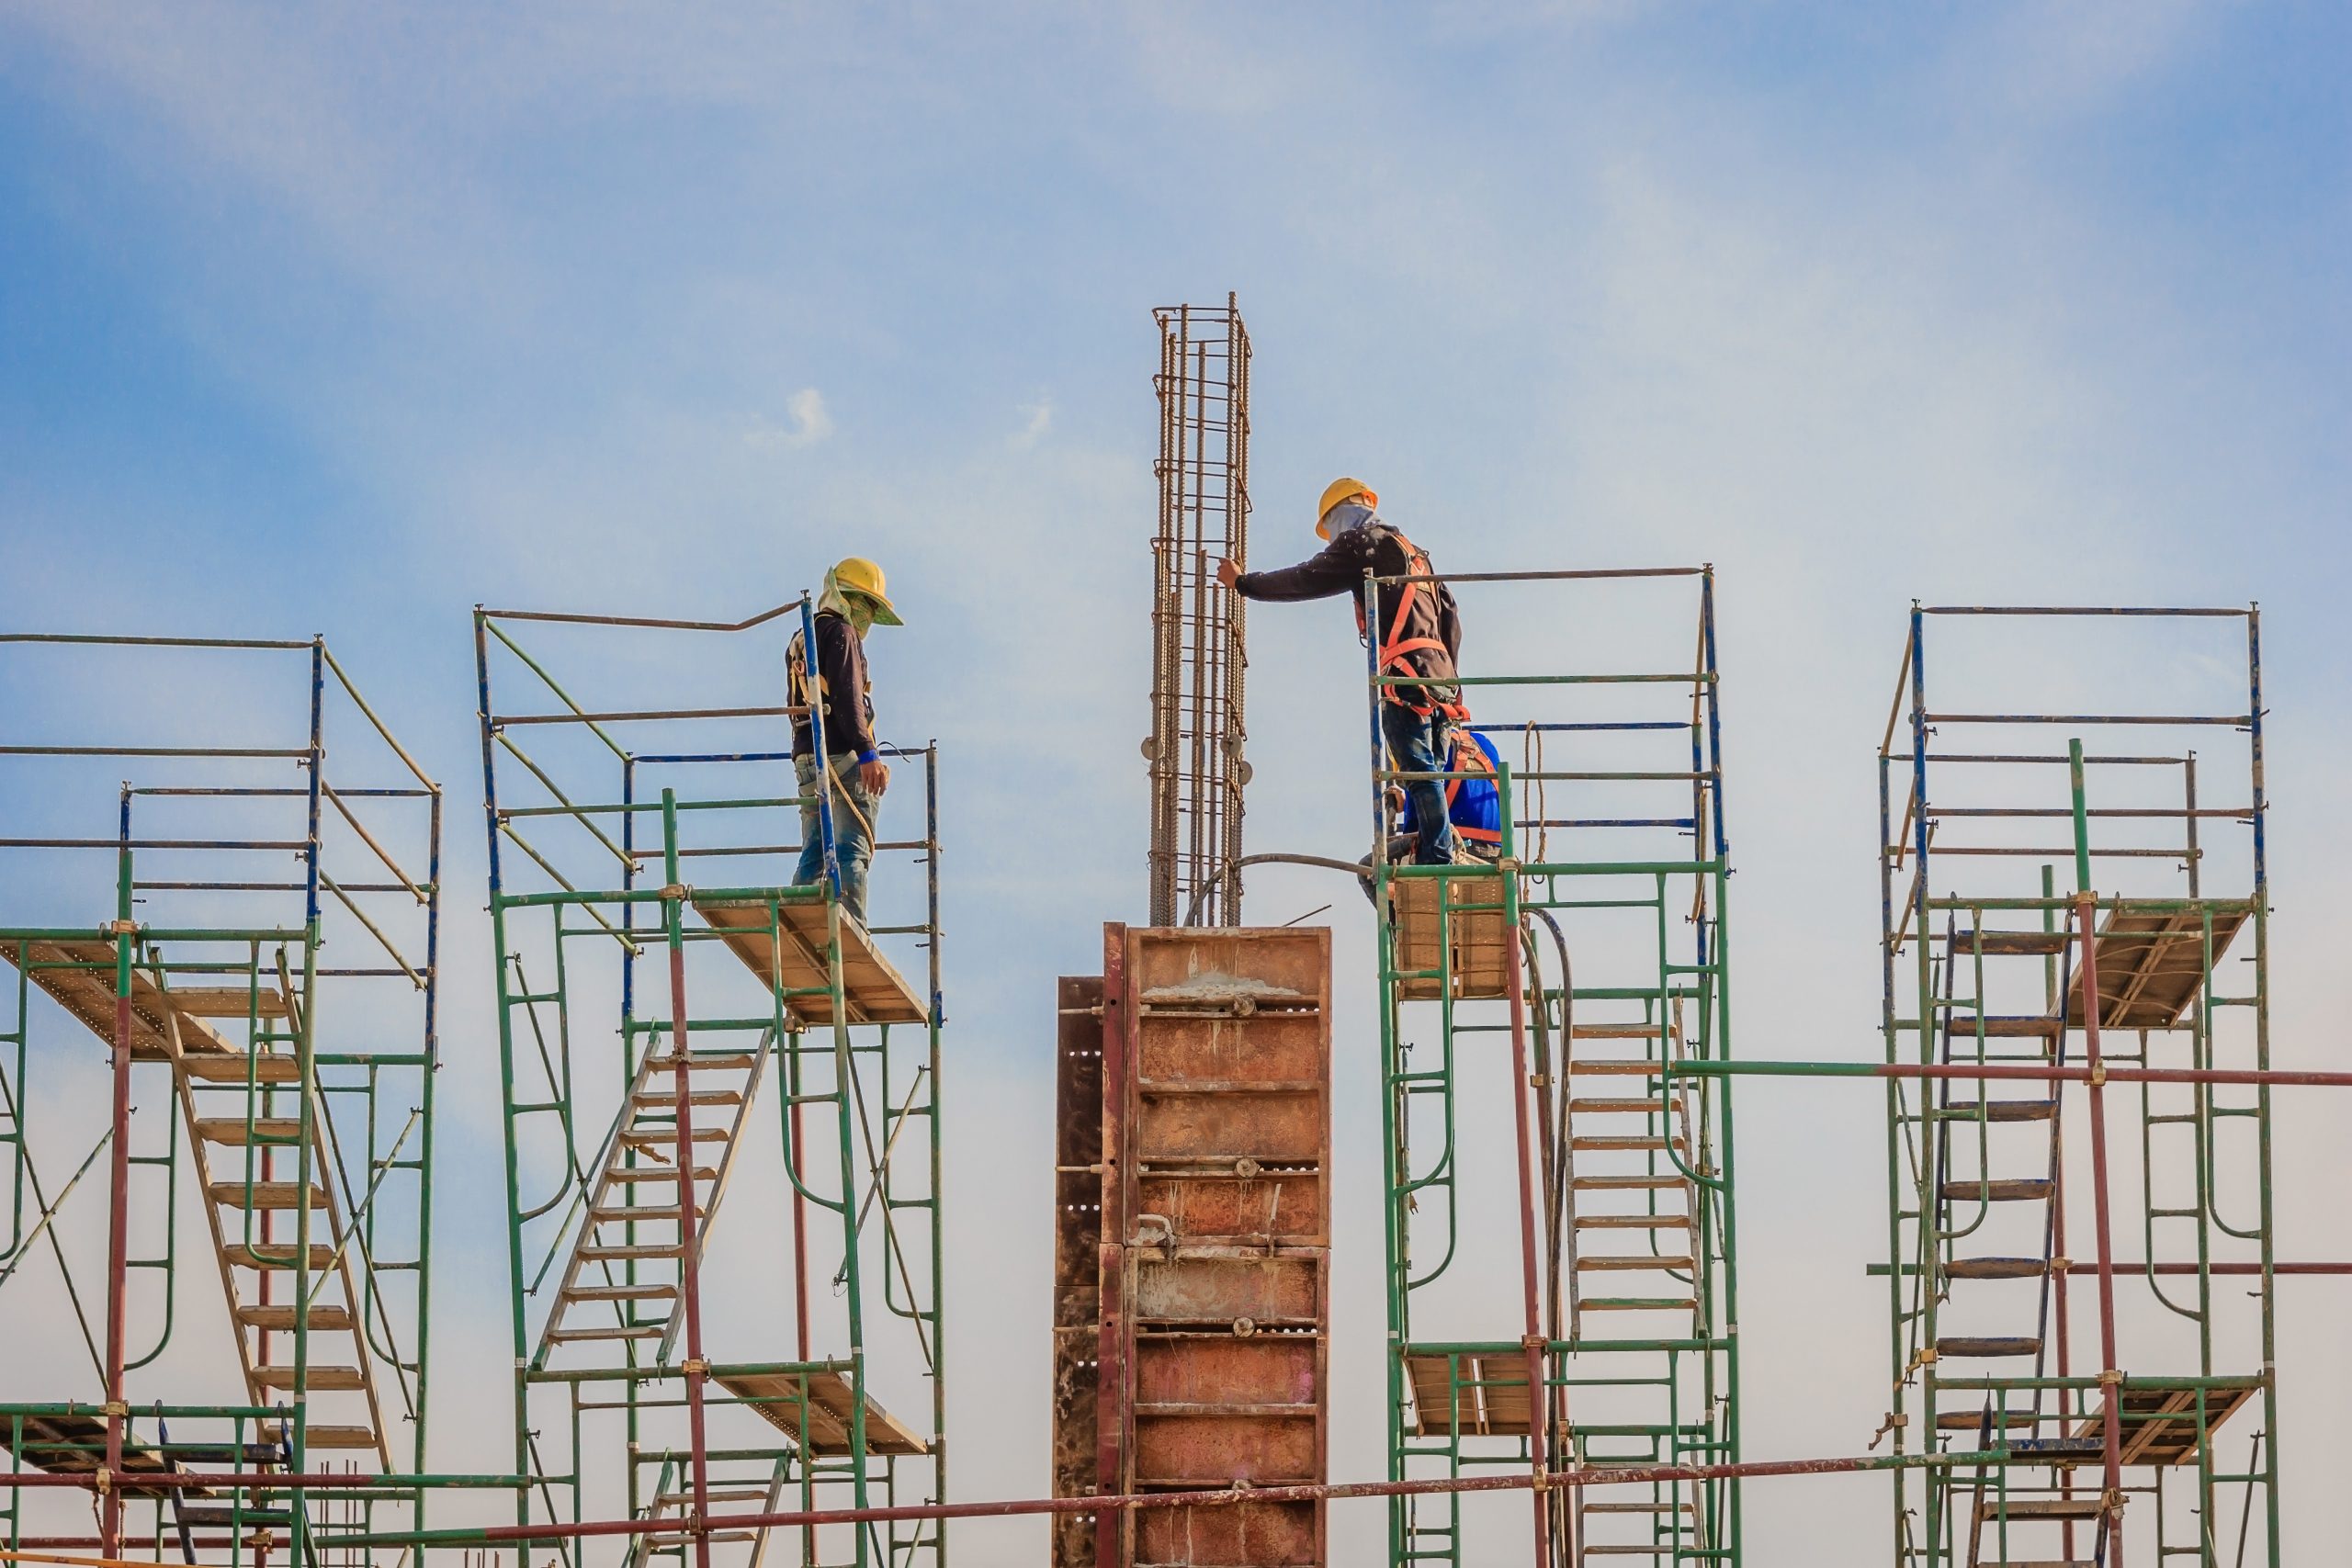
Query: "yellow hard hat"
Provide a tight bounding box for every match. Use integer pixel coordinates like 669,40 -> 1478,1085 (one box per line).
831,557 -> 903,626
1315,477 -> 1377,540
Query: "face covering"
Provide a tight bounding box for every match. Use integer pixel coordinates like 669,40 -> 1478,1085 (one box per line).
1324,500 -> 1379,538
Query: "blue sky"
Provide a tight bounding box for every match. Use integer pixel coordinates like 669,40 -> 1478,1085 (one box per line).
3,3 -> 2348,1561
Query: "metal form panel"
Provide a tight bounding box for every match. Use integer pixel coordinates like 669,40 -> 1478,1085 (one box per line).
1052,925 -> 1330,1568
1122,926 -> 1329,1566
1052,976 -> 1107,1568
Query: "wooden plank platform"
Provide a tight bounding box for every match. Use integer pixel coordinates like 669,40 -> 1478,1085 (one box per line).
717,1368 -> 930,1455
0,1414 -> 214,1497
1387,870 -> 1514,1001
0,940 -> 239,1057
1403,1349 -> 1540,1437
694,897 -> 927,1026
2068,906 -> 2246,1029
2074,1382 -> 2256,1466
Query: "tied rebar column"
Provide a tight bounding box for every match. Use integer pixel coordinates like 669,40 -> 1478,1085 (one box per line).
1148,297 -> 1251,927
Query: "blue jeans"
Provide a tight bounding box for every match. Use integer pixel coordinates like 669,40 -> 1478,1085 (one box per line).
793,752 -> 878,922
1381,704 -> 1456,865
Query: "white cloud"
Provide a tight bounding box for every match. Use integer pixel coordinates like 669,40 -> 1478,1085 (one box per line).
746,387 -> 835,450
1009,395 -> 1054,449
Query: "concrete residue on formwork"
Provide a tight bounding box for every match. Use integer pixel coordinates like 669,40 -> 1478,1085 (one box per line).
1137,970 -> 1313,1008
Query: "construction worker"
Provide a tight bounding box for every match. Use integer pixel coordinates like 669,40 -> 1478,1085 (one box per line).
1359,727 -> 1504,899
1216,479 -> 1467,864
787,558 -> 902,923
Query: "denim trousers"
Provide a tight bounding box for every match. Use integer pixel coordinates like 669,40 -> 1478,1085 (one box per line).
1381,703 -> 1456,865
793,752 -> 878,921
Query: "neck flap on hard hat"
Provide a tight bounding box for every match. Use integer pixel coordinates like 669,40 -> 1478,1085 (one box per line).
817,570 -> 872,634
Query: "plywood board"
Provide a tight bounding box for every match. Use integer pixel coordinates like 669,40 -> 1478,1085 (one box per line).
694,896 -> 927,1026
2,940 -> 238,1058
717,1368 -> 929,1456
2067,905 -> 2247,1029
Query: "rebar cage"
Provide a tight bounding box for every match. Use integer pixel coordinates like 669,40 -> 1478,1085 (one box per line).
1365,568 -> 1741,1567
0,631 -> 441,1564
1148,298 -> 1252,929
471,597 -> 946,1568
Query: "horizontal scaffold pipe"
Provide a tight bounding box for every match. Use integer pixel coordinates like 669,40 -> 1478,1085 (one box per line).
216,1449 -> 1981,1551
1869,1262 -> 2350,1278
1666,1060 -> 2352,1089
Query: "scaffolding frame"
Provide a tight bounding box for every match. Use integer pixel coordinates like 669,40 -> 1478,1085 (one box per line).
1366,568 -> 1740,1567
469,595 -> 946,1568
0,631 -> 442,1565
1873,604 -> 2278,1567
1147,297 -> 1252,928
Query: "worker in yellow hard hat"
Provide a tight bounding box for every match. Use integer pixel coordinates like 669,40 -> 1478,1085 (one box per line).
788,557 -> 903,922
1216,480 -> 1469,865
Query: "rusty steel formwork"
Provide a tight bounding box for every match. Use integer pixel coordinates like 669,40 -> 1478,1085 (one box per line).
1053,925 -> 1331,1568
1147,299 -> 1252,928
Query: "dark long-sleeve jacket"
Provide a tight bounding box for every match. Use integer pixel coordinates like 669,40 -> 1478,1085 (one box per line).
1233,523 -> 1464,710
788,610 -> 878,761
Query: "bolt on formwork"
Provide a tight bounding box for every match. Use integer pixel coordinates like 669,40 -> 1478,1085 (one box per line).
470,597 -> 946,1568
1148,298 -> 1251,929
0,631 -> 443,1565
1874,605 -> 2278,1567
1365,568 -> 1740,1567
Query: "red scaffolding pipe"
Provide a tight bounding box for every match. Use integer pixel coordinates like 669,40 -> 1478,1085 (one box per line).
662,873 -> 714,1568
1499,906 -> 1554,1563
2073,888 -> 2124,1564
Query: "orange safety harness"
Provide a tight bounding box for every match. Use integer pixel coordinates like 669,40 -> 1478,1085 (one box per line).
1351,527 -> 1469,722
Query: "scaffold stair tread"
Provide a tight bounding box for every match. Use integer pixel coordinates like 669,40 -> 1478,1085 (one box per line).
589,1203 -> 707,1223
1948,1014 -> 2064,1037
562,1283 -> 680,1302
694,896 -> 929,1026
1936,1337 -> 2043,1358
236,1303 -> 353,1331
1578,1256 -> 1695,1271
1939,1100 -> 2059,1122
1952,930 -> 2071,956
644,1053 -> 762,1071
1947,1257 -> 2050,1280
1976,1497 -> 2105,1520
1939,1179 -> 2053,1202
1582,1297 -> 1698,1312
303,1425 -> 379,1449
1574,1175 -> 1688,1190
195,1117 -> 302,1145
1572,1134 -> 1687,1151
207,1180 -> 331,1211
224,1243 -> 335,1269
548,1325 -> 667,1342
254,1364 -> 365,1390
654,1490 -> 770,1506
578,1243 -> 685,1261
1572,1060 -> 1668,1075
619,1127 -> 730,1145
1571,1024 -> 1677,1040
607,1167 -> 719,1182
1937,1410 -> 2041,1429
183,1055 -> 302,1083
1575,1214 -> 1690,1230
631,1089 -> 744,1109
717,1368 -> 931,1455
1569,1098 -> 1684,1114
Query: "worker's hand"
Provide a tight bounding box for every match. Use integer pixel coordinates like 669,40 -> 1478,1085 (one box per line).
1215,558 -> 1242,591
858,759 -> 890,796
